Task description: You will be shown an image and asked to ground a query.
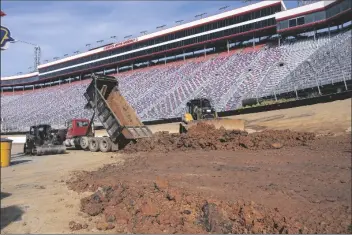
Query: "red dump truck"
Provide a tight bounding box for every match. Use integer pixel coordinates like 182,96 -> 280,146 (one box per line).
62,74 -> 153,152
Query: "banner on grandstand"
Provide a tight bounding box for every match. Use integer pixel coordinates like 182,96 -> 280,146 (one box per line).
1,25 -> 15,50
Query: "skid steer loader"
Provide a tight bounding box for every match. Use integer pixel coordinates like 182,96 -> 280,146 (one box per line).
179,98 -> 245,133
23,124 -> 66,156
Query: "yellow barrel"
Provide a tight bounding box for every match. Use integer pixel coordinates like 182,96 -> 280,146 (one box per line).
1,138 -> 13,167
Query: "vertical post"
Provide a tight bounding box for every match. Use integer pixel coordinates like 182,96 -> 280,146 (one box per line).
33,85 -> 34,91
342,72 -> 348,91
294,86 -> 298,99
183,50 -> 185,61
273,90 -> 277,101
227,40 -> 230,54
328,25 -> 331,38
204,45 -> 206,58
314,28 -> 316,41
252,34 -> 255,48
116,66 -> 119,73
315,74 -> 321,96
278,36 -> 281,47
94,74 -> 98,121
164,55 -> 167,65
13,87 -> 14,96
131,64 -> 134,71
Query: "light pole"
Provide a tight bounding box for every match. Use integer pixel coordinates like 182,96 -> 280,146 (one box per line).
175,20 -> 184,25
156,25 -> 166,30
195,13 -> 207,19
13,40 -> 41,71
219,6 -> 229,12
124,35 -> 132,39
140,31 -> 147,35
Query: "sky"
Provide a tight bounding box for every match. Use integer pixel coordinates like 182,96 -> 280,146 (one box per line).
1,0 -> 299,77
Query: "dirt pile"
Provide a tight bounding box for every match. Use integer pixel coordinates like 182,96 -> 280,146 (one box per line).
73,179 -> 299,234
123,123 -> 315,153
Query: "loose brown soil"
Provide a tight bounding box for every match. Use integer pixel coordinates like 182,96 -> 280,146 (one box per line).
66,124 -> 351,234
122,123 -> 316,153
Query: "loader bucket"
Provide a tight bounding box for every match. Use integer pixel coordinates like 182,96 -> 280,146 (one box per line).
34,145 -> 66,156
180,118 -> 245,133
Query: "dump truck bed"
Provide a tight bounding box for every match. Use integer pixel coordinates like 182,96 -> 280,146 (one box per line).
84,75 -> 153,141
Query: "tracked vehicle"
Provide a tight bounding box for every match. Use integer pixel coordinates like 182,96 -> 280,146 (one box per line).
179,98 -> 245,133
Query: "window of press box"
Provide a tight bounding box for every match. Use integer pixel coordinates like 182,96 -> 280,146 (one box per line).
297,17 -> 305,25
289,19 -> 297,27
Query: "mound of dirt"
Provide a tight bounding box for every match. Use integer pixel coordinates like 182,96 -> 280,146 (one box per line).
74,180 -> 299,234
123,123 -> 315,153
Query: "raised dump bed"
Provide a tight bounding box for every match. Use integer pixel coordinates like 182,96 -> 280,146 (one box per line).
83,74 -> 153,152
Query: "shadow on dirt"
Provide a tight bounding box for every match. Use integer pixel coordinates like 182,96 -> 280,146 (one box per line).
0,192 -> 12,200
0,204 -> 24,231
10,160 -> 32,166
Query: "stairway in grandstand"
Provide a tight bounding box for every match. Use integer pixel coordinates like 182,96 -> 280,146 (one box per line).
1,29 -> 351,132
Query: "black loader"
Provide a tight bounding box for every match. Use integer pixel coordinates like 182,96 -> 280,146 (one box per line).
23,124 -> 66,156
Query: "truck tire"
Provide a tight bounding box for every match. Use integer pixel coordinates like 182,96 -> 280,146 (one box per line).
99,137 -> 112,152
80,137 -> 90,150
89,138 -> 100,152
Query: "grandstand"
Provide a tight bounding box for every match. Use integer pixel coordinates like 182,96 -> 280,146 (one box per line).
1,0 -> 351,132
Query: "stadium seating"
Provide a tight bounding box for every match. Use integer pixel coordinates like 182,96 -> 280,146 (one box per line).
1,29 -> 351,132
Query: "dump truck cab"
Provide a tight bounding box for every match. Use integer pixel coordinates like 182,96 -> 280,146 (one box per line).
65,118 -> 92,139
63,118 -> 94,149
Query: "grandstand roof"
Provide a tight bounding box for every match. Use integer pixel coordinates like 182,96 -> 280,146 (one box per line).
276,0 -> 335,21
37,0 -> 284,69
1,72 -> 39,81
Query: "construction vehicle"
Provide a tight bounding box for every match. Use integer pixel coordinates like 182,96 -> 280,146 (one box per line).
23,124 -> 66,156
68,74 -> 153,152
62,118 -> 94,150
179,98 -> 245,133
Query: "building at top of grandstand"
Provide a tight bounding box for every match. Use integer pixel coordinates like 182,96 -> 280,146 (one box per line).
1,0 -> 351,90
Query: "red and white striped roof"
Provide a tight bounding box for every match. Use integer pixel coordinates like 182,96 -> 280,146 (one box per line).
38,0 -> 284,69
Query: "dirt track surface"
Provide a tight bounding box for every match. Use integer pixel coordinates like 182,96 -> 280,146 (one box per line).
66,130 -> 351,234
1,99 -> 351,234
122,123 -> 315,153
